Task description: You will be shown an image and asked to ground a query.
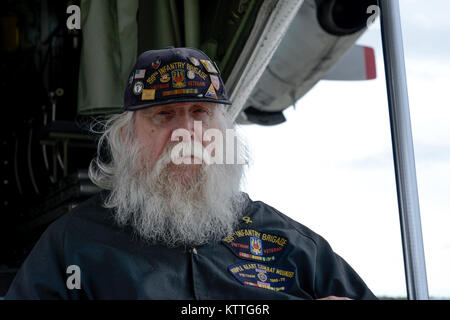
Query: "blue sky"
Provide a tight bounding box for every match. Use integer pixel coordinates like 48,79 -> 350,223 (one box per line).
240,0 -> 450,298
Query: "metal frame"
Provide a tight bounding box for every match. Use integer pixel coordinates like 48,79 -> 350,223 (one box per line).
379,0 -> 429,300
227,0 -> 305,122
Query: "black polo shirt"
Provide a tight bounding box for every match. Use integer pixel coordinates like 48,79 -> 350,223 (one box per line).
5,191 -> 376,300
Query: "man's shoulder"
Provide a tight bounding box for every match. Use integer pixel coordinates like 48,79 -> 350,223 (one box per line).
243,193 -> 329,250
64,189 -> 113,224
39,189 -> 140,254
41,190 -> 116,242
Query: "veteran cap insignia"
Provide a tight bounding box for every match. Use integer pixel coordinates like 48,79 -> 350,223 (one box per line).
142,89 -> 155,100
210,74 -> 220,90
160,73 -> 170,83
152,58 -> 161,69
133,81 -> 144,95
172,69 -> 186,88
200,59 -> 218,73
187,70 -> 196,80
134,69 -> 146,79
189,56 -> 200,66
124,47 -> 231,111
205,84 -> 217,99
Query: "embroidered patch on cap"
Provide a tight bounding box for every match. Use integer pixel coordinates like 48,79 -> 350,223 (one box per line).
205,84 -> 217,99
160,73 -> 170,83
133,81 -> 144,95
187,70 -> 196,80
210,74 -> 220,90
200,59 -> 218,73
152,58 -> 161,69
172,69 -> 186,88
222,229 -> 288,263
149,83 -> 170,90
187,80 -> 206,87
134,69 -> 146,79
162,88 -> 198,96
189,56 -> 200,66
142,89 -> 155,100
228,262 -> 295,292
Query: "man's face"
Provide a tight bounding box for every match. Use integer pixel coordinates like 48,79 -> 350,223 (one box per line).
134,101 -> 224,174
103,101 -> 246,246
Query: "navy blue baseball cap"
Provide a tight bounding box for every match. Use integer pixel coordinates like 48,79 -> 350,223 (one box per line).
124,47 -> 232,111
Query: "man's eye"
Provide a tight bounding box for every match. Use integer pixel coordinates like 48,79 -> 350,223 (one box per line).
156,111 -> 173,118
150,111 -> 174,124
193,109 -> 205,113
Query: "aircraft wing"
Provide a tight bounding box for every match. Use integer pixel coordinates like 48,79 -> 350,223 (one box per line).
229,0 -> 378,125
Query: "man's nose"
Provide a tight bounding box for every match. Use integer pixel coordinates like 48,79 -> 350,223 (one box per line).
174,113 -> 200,140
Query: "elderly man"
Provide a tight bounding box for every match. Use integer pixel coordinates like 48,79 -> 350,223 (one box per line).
5,47 -> 376,300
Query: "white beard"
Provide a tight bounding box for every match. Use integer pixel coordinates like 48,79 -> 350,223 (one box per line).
104,139 -> 247,247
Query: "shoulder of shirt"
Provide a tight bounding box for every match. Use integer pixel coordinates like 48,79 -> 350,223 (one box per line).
242,192 -> 331,251
42,189 -> 116,239
39,189 -> 142,254
64,189 -> 114,224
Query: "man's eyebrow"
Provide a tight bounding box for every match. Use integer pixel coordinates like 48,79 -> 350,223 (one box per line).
191,104 -> 214,110
142,107 -> 166,114
141,104 -> 212,115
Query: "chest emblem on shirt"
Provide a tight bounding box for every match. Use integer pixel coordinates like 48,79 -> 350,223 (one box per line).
222,229 -> 288,263
250,237 -> 263,256
228,262 -> 295,292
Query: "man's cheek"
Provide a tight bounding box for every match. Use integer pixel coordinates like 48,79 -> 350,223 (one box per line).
135,146 -> 158,171
146,141 -> 165,164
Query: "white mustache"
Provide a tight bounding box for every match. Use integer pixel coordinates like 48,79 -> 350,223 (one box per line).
170,139 -> 212,165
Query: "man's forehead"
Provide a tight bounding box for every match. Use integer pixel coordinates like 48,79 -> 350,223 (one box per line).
140,102 -> 217,113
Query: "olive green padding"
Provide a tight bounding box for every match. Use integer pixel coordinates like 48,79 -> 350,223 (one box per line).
77,0 -> 138,115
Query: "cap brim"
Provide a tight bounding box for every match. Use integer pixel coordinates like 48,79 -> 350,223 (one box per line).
126,97 -> 232,111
